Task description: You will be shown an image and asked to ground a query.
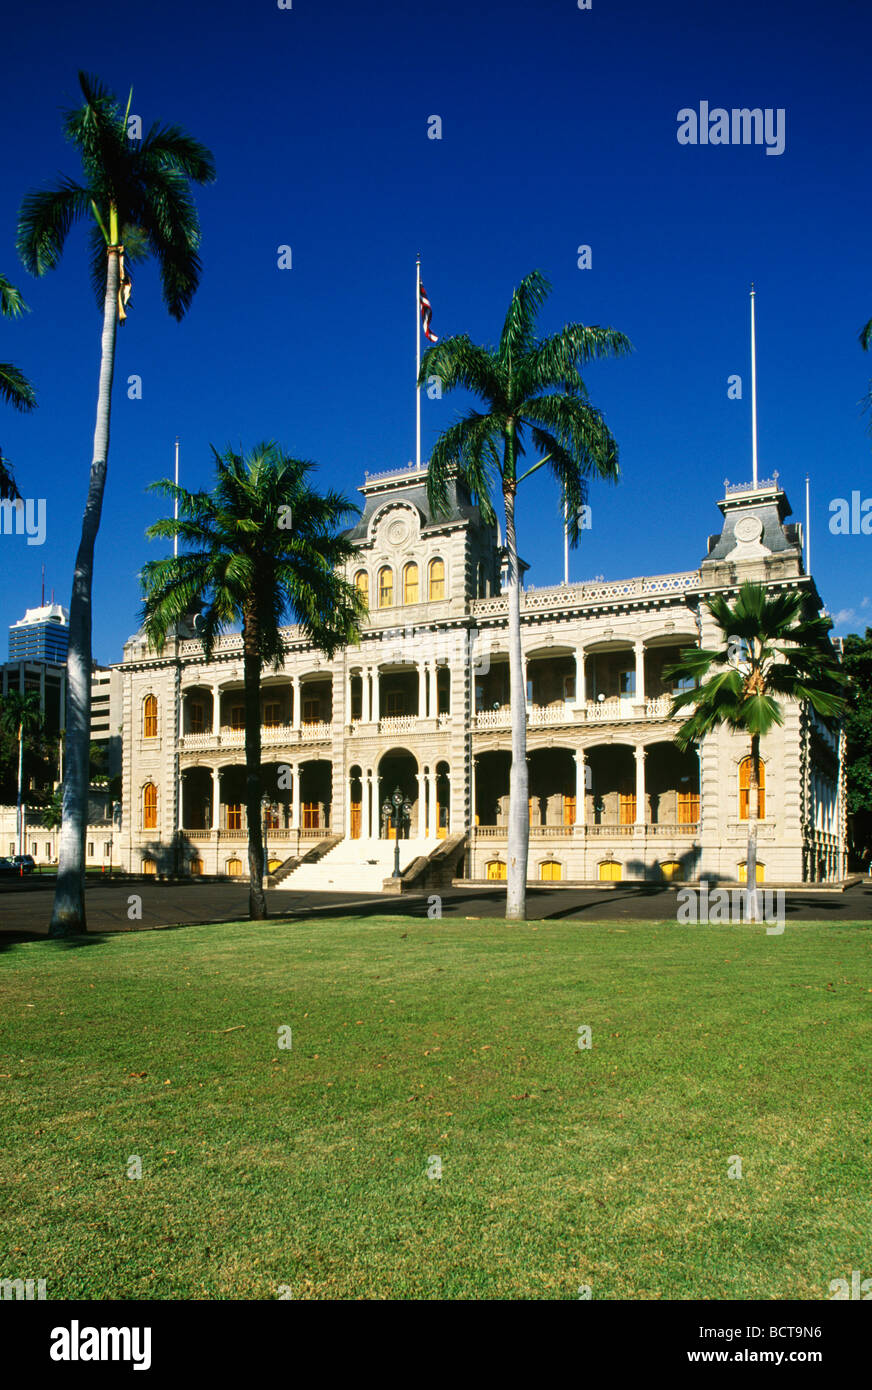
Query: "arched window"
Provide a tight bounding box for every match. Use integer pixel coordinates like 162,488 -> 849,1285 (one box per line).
142,783 -> 158,830
486,859 -> 507,880
354,570 -> 369,605
378,566 -> 394,607
540,861 -> 563,881
739,756 -> 765,819
226,857 -> 243,877
403,562 -> 419,605
428,557 -> 445,601
143,694 -> 158,738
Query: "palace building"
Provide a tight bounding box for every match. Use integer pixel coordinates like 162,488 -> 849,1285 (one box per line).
114,463 -> 846,889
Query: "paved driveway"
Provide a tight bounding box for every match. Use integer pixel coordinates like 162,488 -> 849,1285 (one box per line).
1,877 -> 870,938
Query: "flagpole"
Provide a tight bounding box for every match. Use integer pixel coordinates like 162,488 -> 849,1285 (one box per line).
750,283 -> 758,486
173,436 -> 179,559
805,473 -> 811,574
416,256 -> 421,471
563,493 -> 569,585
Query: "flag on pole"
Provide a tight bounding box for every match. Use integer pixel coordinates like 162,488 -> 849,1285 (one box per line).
419,280 -> 438,342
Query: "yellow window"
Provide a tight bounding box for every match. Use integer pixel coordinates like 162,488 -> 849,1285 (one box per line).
429,558 -> 445,600
378,567 -> 394,607
563,795 -> 576,826
678,789 -> 700,824
142,783 -> 157,830
143,694 -> 158,738
619,790 -> 636,825
739,757 -> 765,819
403,562 -> 419,604
188,700 -> 204,733
226,803 -> 242,831
355,570 -> 369,605
486,860 -> 507,880
303,803 -> 320,829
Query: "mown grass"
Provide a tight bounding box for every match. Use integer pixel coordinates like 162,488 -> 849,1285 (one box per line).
1,915 -> 870,1299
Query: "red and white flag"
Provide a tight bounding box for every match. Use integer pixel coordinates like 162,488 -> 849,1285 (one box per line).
419,280 -> 438,342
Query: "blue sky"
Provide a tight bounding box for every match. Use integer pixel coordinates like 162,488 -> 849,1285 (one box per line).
1,0 -> 870,663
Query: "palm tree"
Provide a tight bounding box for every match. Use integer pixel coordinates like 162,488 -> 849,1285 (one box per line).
17,72 -> 215,935
420,269 -> 631,919
1,272 -> 38,499
665,581 -> 848,918
0,691 -> 44,864
140,443 -> 366,920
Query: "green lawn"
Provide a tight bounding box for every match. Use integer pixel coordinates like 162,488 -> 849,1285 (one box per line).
1,915 -> 870,1300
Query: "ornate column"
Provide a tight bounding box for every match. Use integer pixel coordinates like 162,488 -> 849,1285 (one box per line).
212,686 -> 221,735
211,767 -> 219,830
361,772 -> 370,839
417,770 -> 426,835
634,640 -> 646,705
471,756 -> 478,829
418,663 -> 427,718
291,762 -> 301,830
178,772 -> 184,830
345,773 -> 353,835
428,768 -> 438,840
345,669 -> 353,723
291,675 -> 301,730
574,750 -> 586,825
362,668 -> 371,723
522,655 -> 529,707
634,745 -> 647,827
575,648 -> 586,707
371,667 -> 380,723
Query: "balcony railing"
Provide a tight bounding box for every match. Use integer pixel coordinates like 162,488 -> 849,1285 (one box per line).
473,822 -> 699,838
473,696 -> 674,730
179,721 -> 332,751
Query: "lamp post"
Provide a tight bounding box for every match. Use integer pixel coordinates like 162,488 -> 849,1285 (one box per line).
261,793 -> 271,888
382,785 -> 411,877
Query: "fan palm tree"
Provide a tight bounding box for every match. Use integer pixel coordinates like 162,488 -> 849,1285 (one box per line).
665,581 -> 848,919
420,269 -> 631,919
17,71 -> 215,935
1,272 -> 38,499
140,443 -> 366,920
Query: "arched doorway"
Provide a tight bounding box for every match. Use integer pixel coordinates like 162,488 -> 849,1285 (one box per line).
349,765 -> 363,839
377,749 -> 419,839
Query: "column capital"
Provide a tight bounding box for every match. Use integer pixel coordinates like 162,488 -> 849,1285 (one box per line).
634,744 -> 647,760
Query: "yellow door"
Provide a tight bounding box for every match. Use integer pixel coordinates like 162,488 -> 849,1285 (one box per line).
350,803 -> 361,839
486,860 -> 507,880
563,795 -> 576,826
226,857 -> 243,877
540,861 -> 563,881
660,860 -> 681,881
619,792 -> 636,825
738,861 -> 765,884
598,861 -> 621,881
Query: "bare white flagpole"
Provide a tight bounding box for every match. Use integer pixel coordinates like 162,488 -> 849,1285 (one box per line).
173,436 -> 179,558
416,256 -> 422,471
750,283 -> 758,486
563,492 -> 569,585
805,473 -> 811,573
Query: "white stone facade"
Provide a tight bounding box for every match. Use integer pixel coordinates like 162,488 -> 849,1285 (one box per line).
113,467 -> 846,885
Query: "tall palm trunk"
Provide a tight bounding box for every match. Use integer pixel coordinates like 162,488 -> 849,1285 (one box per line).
504,475 -> 529,920
243,608 -> 267,920
745,732 -> 761,922
49,244 -> 120,935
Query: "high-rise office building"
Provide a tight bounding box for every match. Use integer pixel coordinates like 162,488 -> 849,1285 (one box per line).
8,603 -> 70,663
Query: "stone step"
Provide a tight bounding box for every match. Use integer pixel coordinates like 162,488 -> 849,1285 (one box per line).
277,837 -> 433,892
